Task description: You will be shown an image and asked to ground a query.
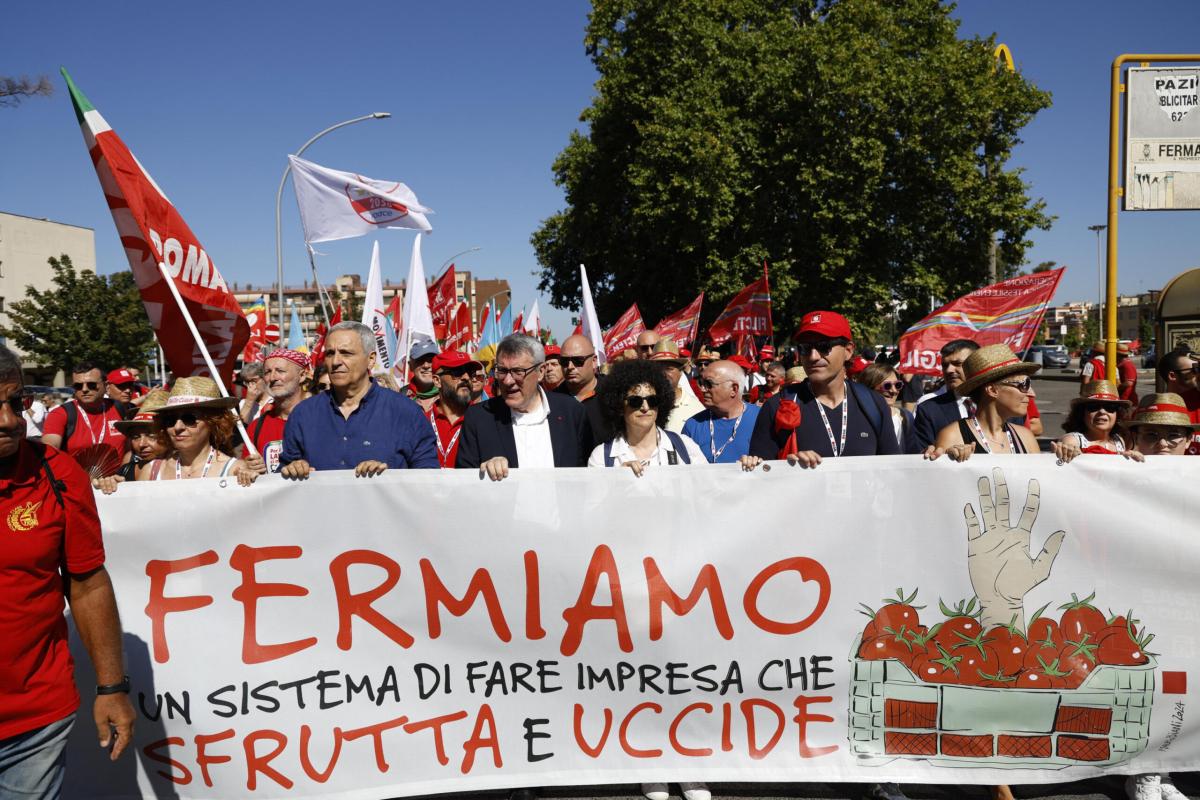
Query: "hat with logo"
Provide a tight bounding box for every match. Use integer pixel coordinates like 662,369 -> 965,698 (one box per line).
846,355 -> 873,377
114,389 -> 171,434
1126,393 -> 1200,430
759,344 -> 776,360
154,376 -> 239,414
544,344 -> 561,357
648,339 -> 686,367
432,350 -> 483,373
955,343 -> 1041,396
409,338 -> 440,362
794,310 -> 853,341
107,368 -> 136,385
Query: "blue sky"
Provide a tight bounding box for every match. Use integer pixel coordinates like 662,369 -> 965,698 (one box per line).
2,1 -> 1197,338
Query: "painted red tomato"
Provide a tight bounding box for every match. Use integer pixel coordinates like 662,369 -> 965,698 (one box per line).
1015,669 -> 1061,690
956,646 -> 1000,686
859,632 -> 915,662
1094,626 -> 1150,666
934,616 -> 981,648
1058,640 -> 1098,687
1059,592 -> 1107,641
988,626 -> 1030,675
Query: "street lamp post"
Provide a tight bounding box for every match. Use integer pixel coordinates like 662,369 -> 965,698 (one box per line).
438,246 -> 481,278
1088,224 -> 1107,344
274,112 -> 391,327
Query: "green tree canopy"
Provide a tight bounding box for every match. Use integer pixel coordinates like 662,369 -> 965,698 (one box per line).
532,0 -> 1052,342
1,255 -> 156,374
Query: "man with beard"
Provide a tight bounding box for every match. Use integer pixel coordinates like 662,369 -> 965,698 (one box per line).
405,339 -> 440,413
244,349 -> 310,473
429,351 -> 481,467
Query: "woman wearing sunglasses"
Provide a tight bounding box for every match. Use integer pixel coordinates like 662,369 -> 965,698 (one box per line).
1054,380 -> 1141,463
926,343 -> 1040,461
588,359 -> 704,477
857,363 -> 920,453
148,377 -> 253,482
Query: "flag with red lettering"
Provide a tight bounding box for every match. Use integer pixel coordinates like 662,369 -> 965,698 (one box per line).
444,302 -> 473,352
653,293 -> 704,349
63,69 -> 249,384
897,268 -> 1065,376
428,265 -> 457,330
707,264 -> 772,346
240,296 -> 268,363
602,303 -> 646,361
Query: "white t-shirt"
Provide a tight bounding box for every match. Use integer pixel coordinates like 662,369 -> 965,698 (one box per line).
23,400 -> 47,438
511,387 -> 555,468
588,428 -> 706,467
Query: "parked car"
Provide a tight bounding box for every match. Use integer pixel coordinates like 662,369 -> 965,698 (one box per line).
1025,345 -> 1071,369
1143,345 -> 1157,369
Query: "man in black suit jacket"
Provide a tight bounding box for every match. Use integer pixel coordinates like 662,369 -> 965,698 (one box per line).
913,339 -> 978,448
457,333 -> 592,479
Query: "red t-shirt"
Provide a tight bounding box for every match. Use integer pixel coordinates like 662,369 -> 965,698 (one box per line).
42,400 -> 126,460
1024,395 -> 1040,422
430,406 -> 465,468
1117,358 -> 1139,403
1081,357 -> 1105,383
243,407 -> 288,472
0,442 -> 105,739
1182,389 -> 1200,456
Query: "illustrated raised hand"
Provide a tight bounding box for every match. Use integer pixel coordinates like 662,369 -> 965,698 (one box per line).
964,468 -> 1066,632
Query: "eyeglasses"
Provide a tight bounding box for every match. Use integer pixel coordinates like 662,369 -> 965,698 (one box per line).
796,339 -> 848,358
114,382 -> 137,390
557,355 -> 594,368
624,394 -> 660,410
1135,429 -> 1189,446
73,381 -> 101,391
494,363 -> 542,381
997,377 -> 1033,393
1084,402 -> 1122,414
878,381 -> 903,392
160,412 -> 203,428
699,378 -> 736,390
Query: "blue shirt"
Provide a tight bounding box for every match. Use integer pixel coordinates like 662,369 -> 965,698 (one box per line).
281,384 -> 439,470
682,404 -> 760,463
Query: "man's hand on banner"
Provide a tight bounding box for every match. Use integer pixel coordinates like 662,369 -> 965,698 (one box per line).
480,456 -> 510,482
281,459 -> 314,480
354,460 -> 388,478
965,468 -> 1066,632
738,455 -> 763,471
786,450 -> 822,468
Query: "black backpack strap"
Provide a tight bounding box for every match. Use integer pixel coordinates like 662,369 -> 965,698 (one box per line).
34,443 -> 67,509
62,402 -> 78,450
603,439 -> 615,467
664,430 -> 691,464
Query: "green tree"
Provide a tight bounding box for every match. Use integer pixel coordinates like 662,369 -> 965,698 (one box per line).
0,255 -> 155,373
532,0 -> 1052,341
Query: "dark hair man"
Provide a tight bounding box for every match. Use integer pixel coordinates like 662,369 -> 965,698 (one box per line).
429,350 -> 481,467
912,339 -> 981,449
0,345 -> 136,793
41,361 -> 127,463
280,321 -> 438,479
1156,347 -> 1200,455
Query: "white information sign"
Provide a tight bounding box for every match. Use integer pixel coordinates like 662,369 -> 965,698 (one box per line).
1126,67 -> 1200,210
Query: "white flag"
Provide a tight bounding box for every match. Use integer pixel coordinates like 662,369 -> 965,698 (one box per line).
289,155 -> 432,244
361,241 -> 395,373
400,232 -> 438,375
579,264 -> 606,365
523,299 -> 541,336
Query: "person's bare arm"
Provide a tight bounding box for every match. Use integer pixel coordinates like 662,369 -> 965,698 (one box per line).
67,566 -> 135,760
41,433 -> 63,449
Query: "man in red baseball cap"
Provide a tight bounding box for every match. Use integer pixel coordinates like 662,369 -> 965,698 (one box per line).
541,344 -> 564,392
430,350 -> 482,467
105,368 -> 141,411
746,310 -> 898,467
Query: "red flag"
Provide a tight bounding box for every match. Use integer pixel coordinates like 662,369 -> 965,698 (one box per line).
737,334 -> 759,364
385,293 -> 402,337
428,266 -> 457,327
240,296 -> 268,363
707,264 -> 772,346
653,292 -> 704,349
897,268 -> 1066,375
444,302 -> 473,352
602,303 -> 646,360
512,311 -> 524,334
64,71 -> 248,385
310,306 -> 341,367
572,322 -> 583,336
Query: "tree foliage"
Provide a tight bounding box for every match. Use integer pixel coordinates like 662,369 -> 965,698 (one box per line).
0,74 -> 52,108
532,0 -> 1052,342
1,255 -> 156,373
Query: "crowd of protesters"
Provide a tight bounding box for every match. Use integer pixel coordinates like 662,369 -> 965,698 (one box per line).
4,314 -> 1200,800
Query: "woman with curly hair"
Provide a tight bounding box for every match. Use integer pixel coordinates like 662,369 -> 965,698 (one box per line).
1054,380 -> 1141,462
588,359 -> 704,476
149,377 -> 254,482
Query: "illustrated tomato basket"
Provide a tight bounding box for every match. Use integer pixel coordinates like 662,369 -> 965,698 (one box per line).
847,637 -> 1156,768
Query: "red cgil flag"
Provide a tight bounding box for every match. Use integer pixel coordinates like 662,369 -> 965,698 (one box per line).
602,303 -> 646,361
310,306 -> 342,367
707,263 -> 772,346
63,69 -> 248,385
428,265 -> 457,328
653,292 -> 704,350
444,302 -> 473,352
897,268 -> 1065,375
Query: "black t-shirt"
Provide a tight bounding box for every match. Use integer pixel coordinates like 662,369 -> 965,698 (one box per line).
749,380 -> 900,459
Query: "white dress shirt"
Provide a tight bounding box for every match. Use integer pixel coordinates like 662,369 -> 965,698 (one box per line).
511,387 -> 556,468
915,385 -> 972,419
588,427 -> 706,467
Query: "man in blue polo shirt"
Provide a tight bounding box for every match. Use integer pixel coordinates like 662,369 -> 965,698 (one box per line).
683,359 -> 760,463
280,322 -> 438,478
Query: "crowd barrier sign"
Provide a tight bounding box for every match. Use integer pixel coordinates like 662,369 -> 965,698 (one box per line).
63,455 -> 1199,799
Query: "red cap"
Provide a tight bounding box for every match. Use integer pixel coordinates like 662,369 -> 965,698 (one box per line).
759,345 -> 775,359
544,344 -> 561,357
679,348 -> 692,358
728,355 -> 755,373
432,350 -> 483,372
846,356 -> 872,376
107,368 -> 136,384
794,310 -> 852,341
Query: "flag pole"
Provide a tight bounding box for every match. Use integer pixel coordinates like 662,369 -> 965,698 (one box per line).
305,246 -> 333,328
157,262 -> 259,457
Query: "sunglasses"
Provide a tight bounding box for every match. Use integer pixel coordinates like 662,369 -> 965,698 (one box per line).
878,381 -> 903,392
624,394 -> 660,410
557,355 -> 594,368
160,412 -> 203,428
73,381 -> 101,391
797,339 -> 848,358
1084,402 -> 1122,414
997,377 -> 1034,393
698,378 -> 735,390
438,365 -> 475,378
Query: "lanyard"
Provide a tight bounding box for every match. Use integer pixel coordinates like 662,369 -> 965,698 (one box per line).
816,392 -> 849,457
175,446 -> 217,480
74,401 -> 107,445
428,408 -> 462,466
969,416 -> 1016,454
708,405 -> 745,461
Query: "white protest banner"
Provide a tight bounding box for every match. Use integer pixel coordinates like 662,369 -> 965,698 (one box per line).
66,456 -> 1199,798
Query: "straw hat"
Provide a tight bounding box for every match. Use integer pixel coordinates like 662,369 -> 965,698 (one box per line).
785,366 -> 807,384
113,388 -> 171,434
154,376 -> 238,414
648,339 -> 686,367
955,343 -> 1041,396
1126,393 -> 1200,430
1070,380 -> 1132,409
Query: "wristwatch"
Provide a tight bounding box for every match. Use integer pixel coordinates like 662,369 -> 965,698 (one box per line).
96,675 -> 131,695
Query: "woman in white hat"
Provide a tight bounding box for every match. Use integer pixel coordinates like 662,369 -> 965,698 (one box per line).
148,377 -> 251,481
1127,393 -> 1199,457
1053,380 -> 1142,463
